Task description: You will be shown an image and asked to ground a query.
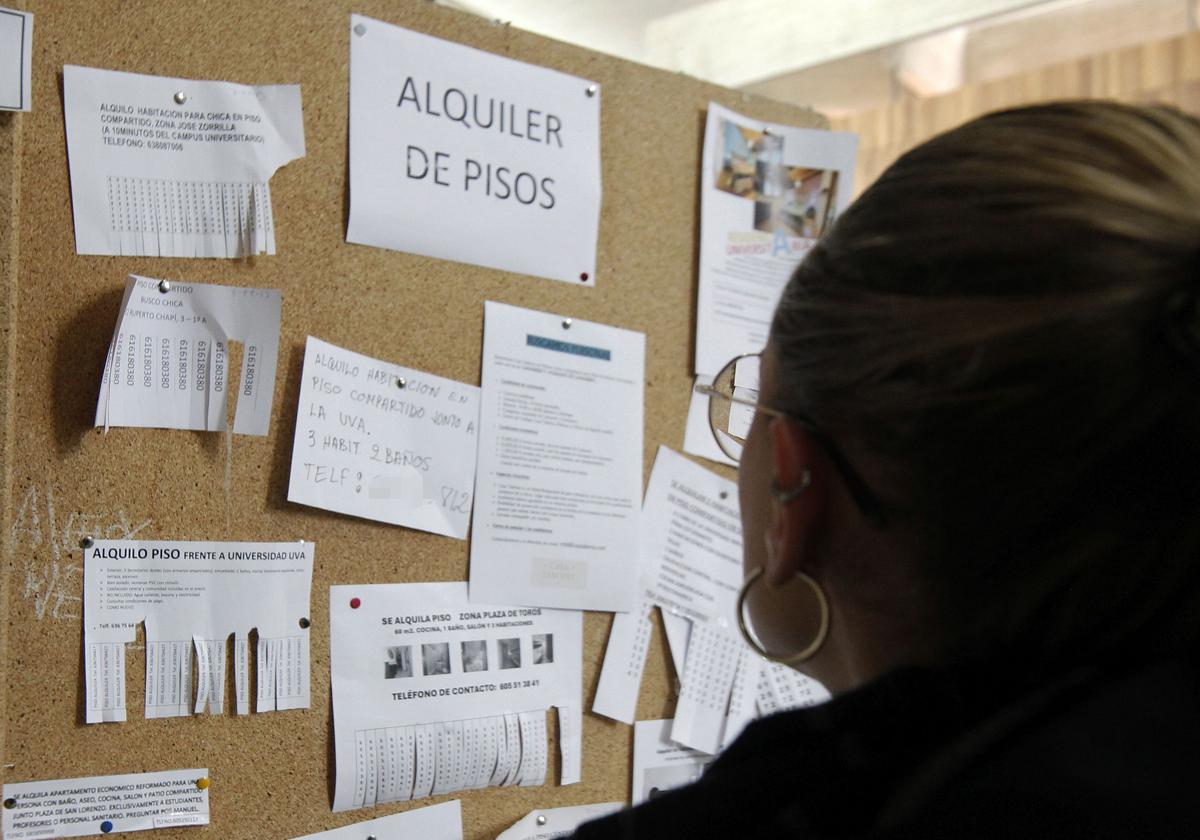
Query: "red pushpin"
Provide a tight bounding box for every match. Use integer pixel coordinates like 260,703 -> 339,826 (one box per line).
350,597 -> 361,609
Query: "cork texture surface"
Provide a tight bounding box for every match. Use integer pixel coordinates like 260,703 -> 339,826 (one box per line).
0,2 -> 823,837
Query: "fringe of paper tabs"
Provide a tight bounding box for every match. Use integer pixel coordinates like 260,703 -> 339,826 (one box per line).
104,176 -> 275,257
87,633 -> 308,723
347,711 -> 550,810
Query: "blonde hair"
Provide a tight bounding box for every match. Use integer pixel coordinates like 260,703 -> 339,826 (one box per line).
773,101 -> 1200,666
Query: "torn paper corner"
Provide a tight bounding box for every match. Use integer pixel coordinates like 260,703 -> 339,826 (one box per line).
63,64 -> 306,258
95,276 -> 283,436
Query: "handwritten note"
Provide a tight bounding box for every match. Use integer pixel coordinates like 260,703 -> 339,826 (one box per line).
2,769 -> 209,839
63,65 -> 305,257
288,336 -> 480,540
347,14 -> 601,285
0,7 -> 32,112
95,275 -> 282,436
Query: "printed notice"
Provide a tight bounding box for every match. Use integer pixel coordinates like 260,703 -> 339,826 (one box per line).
287,336 -> 480,539
95,275 -> 282,436
496,803 -> 623,840
594,446 -> 741,724
695,102 -> 856,375
289,800 -> 462,840
2,769 -> 209,839
470,301 -> 644,611
347,14 -> 601,285
631,720 -> 712,804
64,64 -> 305,257
83,540 -> 314,723
0,7 -> 32,111
330,583 -> 582,812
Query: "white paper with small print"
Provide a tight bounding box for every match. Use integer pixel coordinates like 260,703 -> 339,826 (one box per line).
330,582 -> 581,812
83,540 -> 313,723
289,800 -> 462,840
1,769 -> 209,839
288,336 -> 480,539
63,64 -> 305,257
470,301 -> 644,611
95,275 -> 282,436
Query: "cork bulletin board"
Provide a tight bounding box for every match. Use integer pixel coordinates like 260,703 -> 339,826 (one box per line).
0,2 -> 823,837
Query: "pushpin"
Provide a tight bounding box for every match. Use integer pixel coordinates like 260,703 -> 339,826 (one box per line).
298,617 -> 311,629
195,777 -> 210,790
366,835 -> 377,840
719,491 -> 728,500
80,536 -> 95,550
354,22 -> 367,36
396,377 -> 407,390
173,91 -> 186,105
586,85 -> 597,97
101,821 -> 114,833
536,814 -> 547,826
350,597 -> 361,609
579,272 -> 589,282
562,318 -> 572,329
158,279 -> 171,294
3,797 -> 16,809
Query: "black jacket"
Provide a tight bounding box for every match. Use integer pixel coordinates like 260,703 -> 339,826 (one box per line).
573,658 -> 1200,838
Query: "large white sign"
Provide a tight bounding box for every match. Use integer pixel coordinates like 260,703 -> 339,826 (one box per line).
347,14 -> 601,286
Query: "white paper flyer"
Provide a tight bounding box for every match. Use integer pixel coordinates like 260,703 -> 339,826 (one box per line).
63,64 -> 305,257
1,769 -> 209,839
695,102 -> 856,375
289,800 -> 462,840
95,275 -> 282,436
330,582 -> 582,812
83,539 -> 314,723
470,301 -> 644,612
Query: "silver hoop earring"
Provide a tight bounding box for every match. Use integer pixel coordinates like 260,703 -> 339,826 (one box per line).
770,469 -> 812,504
736,566 -> 830,664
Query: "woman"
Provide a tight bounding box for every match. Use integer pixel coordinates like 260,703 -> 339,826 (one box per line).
575,102 -> 1200,838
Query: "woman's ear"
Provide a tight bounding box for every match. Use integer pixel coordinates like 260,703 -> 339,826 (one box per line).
764,418 -> 828,586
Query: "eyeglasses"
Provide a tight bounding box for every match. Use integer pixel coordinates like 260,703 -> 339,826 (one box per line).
695,353 -> 888,528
